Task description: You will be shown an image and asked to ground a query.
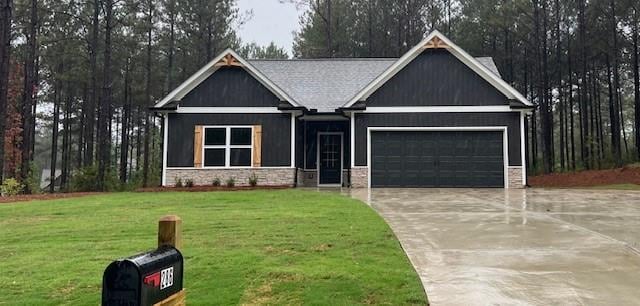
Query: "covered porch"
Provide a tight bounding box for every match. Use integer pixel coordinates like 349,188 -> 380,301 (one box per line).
296,113 -> 351,187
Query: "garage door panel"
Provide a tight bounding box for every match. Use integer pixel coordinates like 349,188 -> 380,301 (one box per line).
371,130 -> 504,187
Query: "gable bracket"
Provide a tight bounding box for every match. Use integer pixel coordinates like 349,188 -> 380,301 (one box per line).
214,54 -> 243,67
422,36 -> 449,49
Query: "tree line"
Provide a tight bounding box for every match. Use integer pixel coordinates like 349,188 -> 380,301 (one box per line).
1,0 -> 639,193
0,0 -> 287,193
292,0 -> 640,174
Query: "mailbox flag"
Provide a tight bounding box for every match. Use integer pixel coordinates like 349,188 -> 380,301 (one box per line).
143,272 -> 161,288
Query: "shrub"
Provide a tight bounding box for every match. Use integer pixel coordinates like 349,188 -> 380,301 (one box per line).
24,163 -> 41,194
1,178 -> 23,196
212,177 -> 221,186
174,177 -> 183,188
226,177 -> 236,188
70,165 -> 119,192
185,179 -> 194,188
248,174 -> 258,187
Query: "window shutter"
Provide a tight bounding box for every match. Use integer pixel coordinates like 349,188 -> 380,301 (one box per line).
194,126 -> 203,168
252,125 -> 262,167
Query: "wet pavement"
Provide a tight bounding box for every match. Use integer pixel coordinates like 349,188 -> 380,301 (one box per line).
348,188 -> 640,306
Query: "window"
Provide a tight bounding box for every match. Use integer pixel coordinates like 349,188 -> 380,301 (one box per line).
203,127 -> 253,167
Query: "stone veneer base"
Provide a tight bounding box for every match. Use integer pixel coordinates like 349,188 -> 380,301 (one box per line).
166,166 -> 525,188
508,166 -> 525,189
165,168 -> 296,187
350,167 -> 369,188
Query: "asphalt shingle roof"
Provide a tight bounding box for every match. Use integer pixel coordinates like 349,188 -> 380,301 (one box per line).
249,57 -> 502,112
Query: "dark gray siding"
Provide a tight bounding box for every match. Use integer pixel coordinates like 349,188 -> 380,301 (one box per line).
167,113 -> 291,167
302,121 -> 350,169
179,67 -> 281,107
354,112 -> 521,166
366,49 -> 509,106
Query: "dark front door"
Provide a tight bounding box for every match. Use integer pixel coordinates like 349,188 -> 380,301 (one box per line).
371,131 -> 504,187
318,134 -> 342,185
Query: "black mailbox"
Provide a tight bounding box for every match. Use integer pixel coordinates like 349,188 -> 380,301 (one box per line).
102,246 -> 184,306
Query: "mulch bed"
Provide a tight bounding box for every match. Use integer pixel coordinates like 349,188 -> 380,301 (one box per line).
135,185 -> 292,192
0,186 -> 292,204
529,165 -> 640,188
0,192 -> 101,204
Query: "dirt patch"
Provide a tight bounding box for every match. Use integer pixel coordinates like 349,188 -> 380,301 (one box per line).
136,185 -> 292,192
241,282 -> 274,306
529,165 -> 640,188
0,192 -> 100,204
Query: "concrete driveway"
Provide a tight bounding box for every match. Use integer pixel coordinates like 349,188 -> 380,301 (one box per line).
349,188 -> 640,305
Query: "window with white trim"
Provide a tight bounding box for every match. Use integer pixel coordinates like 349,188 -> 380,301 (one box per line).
203,126 -> 253,167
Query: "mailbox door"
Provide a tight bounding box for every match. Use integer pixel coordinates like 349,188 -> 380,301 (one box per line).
102,261 -> 141,306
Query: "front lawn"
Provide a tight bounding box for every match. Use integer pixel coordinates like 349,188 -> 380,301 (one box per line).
0,189 -> 426,305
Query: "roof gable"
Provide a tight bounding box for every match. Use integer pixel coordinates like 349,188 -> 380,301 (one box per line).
154,49 -> 300,108
179,66 -> 283,107
344,30 -> 531,108
366,49 -> 510,107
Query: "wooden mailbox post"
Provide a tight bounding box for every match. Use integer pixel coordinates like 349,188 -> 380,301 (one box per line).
155,215 -> 186,306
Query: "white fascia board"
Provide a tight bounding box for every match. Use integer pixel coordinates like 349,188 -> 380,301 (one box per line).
344,30 -> 532,108
154,49 -> 300,108
174,107 -> 284,114
362,106 -> 513,113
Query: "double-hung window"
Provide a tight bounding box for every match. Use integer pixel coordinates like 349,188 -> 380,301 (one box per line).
203,126 -> 253,167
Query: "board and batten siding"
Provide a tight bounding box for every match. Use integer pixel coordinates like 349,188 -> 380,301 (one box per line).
167,113 -> 291,168
366,49 -> 510,107
179,66 -> 282,107
353,112 -> 522,166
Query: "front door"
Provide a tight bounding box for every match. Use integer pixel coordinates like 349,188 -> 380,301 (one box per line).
318,133 -> 343,185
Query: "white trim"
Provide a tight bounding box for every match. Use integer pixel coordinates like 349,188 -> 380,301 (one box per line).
317,132 -> 344,187
201,126 -> 254,168
362,106 -> 513,113
366,126 -> 509,188
174,107 -> 284,114
162,115 -> 169,186
154,49 -> 300,108
344,30 -> 531,108
350,113 -> 355,168
520,112 -> 527,184
290,113 -> 296,167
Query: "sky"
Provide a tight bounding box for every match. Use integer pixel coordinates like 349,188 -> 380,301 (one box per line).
235,0 -> 303,56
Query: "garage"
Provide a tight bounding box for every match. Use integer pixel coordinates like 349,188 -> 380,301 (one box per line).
370,130 -> 505,187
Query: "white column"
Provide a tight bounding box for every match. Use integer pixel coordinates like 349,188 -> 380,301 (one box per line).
290,113 -> 296,168
162,114 -> 169,186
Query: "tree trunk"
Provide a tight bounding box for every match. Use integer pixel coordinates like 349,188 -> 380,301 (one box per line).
143,0 -> 153,187
326,0 -> 332,57
85,0 -> 100,167
20,0 -> 38,191
609,0 -> 622,166
0,0 -> 12,182
634,5 -> 640,160
166,0 -> 175,92
60,84 -> 72,191
50,71 -> 61,194
578,0 -> 590,169
120,58 -> 131,184
97,0 -> 113,191
606,54 -> 621,166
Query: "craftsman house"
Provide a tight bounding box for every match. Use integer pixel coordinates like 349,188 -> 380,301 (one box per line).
152,30 -> 532,188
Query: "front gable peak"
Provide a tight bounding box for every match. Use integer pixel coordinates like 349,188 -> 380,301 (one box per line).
154,49 -> 300,109
344,30 -> 532,108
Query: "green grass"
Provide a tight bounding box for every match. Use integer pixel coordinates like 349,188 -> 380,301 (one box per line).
0,190 -> 426,305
